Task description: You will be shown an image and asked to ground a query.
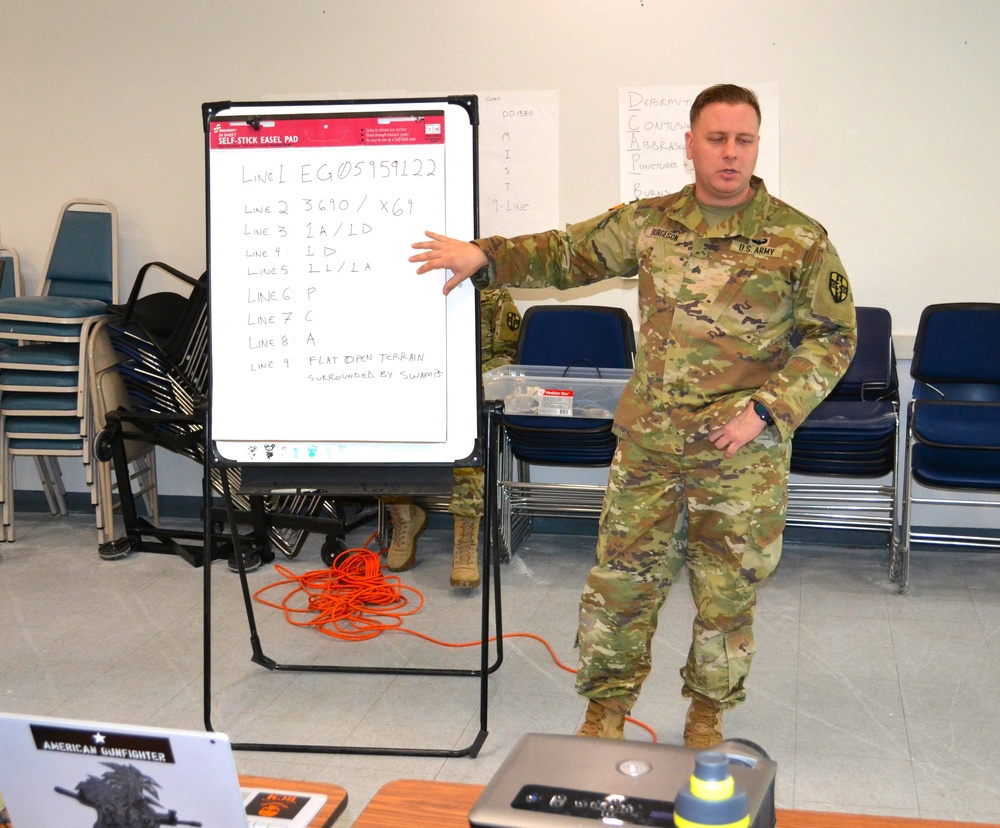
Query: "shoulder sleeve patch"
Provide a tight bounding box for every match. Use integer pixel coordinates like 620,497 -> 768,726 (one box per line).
497,300 -> 522,342
829,271 -> 850,303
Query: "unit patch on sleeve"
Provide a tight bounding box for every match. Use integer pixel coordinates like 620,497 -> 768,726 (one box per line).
829,271 -> 850,303
500,300 -> 522,341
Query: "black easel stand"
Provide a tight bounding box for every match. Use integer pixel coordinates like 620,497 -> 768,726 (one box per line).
202,402 -> 505,758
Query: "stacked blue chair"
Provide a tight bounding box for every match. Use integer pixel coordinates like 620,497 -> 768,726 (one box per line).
894,302 -> 1000,593
0,246 -> 24,346
0,245 -> 68,520
493,304 -> 636,559
0,248 -> 65,528
785,306 -> 900,550
0,203 -> 118,541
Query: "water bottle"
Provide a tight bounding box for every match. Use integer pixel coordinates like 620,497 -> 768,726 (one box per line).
673,750 -> 750,828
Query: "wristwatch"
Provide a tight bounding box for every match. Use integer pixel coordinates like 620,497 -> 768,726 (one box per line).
752,399 -> 774,426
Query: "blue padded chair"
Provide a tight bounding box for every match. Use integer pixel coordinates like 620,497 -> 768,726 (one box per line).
0,200 -> 118,341
0,246 -> 72,529
895,302 -> 1000,593
0,202 -> 119,541
786,307 -> 900,549
0,247 -> 24,351
494,304 -> 636,558
0,201 -> 117,432
503,305 -> 635,463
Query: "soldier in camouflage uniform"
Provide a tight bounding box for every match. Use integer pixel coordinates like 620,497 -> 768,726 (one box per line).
408,84 -> 856,746
382,287 -> 521,588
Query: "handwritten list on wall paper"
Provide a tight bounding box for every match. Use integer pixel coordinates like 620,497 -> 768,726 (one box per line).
478,90 -> 559,236
618,84 -> 780,203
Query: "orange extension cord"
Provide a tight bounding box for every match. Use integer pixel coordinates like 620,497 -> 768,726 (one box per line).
252,532 -> 657,741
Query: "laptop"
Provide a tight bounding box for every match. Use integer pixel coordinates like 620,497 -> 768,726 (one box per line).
468,732 -> 777,828
0,712 -> 326,828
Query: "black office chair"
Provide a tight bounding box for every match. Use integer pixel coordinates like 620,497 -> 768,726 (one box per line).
786,307 -> 900,553
894,302 -> 1000,593
493,304 -> 636,558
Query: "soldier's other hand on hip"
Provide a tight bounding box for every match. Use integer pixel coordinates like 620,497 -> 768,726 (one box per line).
708,405 -> 768,459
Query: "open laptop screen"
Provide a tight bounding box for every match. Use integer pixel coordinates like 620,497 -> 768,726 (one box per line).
0,712 -> 248,827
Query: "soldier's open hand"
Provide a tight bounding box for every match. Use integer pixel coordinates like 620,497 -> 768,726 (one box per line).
410,231 -> 488,294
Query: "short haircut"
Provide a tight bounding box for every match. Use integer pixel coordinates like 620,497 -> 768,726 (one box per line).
690,85 -> 761,127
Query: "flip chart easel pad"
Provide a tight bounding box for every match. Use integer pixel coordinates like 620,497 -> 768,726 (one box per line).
206,99 -> 479,465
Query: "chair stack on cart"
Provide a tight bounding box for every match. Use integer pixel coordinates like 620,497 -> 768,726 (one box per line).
92,261 -> 223,563
94,262 -> 375,565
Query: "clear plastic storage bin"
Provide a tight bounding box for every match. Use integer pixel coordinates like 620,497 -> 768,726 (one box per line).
483,365 -> 632,419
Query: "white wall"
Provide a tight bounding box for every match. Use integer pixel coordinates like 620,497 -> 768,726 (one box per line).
3,0 -> 1000,504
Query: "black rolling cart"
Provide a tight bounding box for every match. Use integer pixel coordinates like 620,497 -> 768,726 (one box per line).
94,261 -> 377,567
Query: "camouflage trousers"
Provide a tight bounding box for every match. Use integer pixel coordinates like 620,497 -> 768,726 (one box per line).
382,466 -> 484,518
575,431 -> 790,712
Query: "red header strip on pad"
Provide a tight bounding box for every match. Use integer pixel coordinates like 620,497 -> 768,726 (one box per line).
210,113 -> 444,150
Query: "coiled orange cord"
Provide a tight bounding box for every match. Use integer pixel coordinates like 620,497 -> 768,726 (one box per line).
254,544 -> 423,640
252,533 -> 657,740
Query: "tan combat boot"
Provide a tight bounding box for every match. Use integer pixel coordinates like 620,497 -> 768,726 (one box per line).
683,695 -> 724,749
385,503 -> 427,571
450,516 -> 481,588
576,699 -> 626,739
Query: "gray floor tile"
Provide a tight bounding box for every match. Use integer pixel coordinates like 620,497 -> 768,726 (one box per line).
912,760 -> 1000,820
793,752 -> 919,811
2,514 -> 1000,825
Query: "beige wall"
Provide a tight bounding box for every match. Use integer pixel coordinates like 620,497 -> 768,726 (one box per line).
3,0 -> 999,498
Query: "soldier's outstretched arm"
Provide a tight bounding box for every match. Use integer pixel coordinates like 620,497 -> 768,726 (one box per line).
410,231 -> 488,295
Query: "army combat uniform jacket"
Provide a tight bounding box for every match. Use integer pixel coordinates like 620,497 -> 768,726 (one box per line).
473,177 -> 856,452
479,287 -> 522,373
